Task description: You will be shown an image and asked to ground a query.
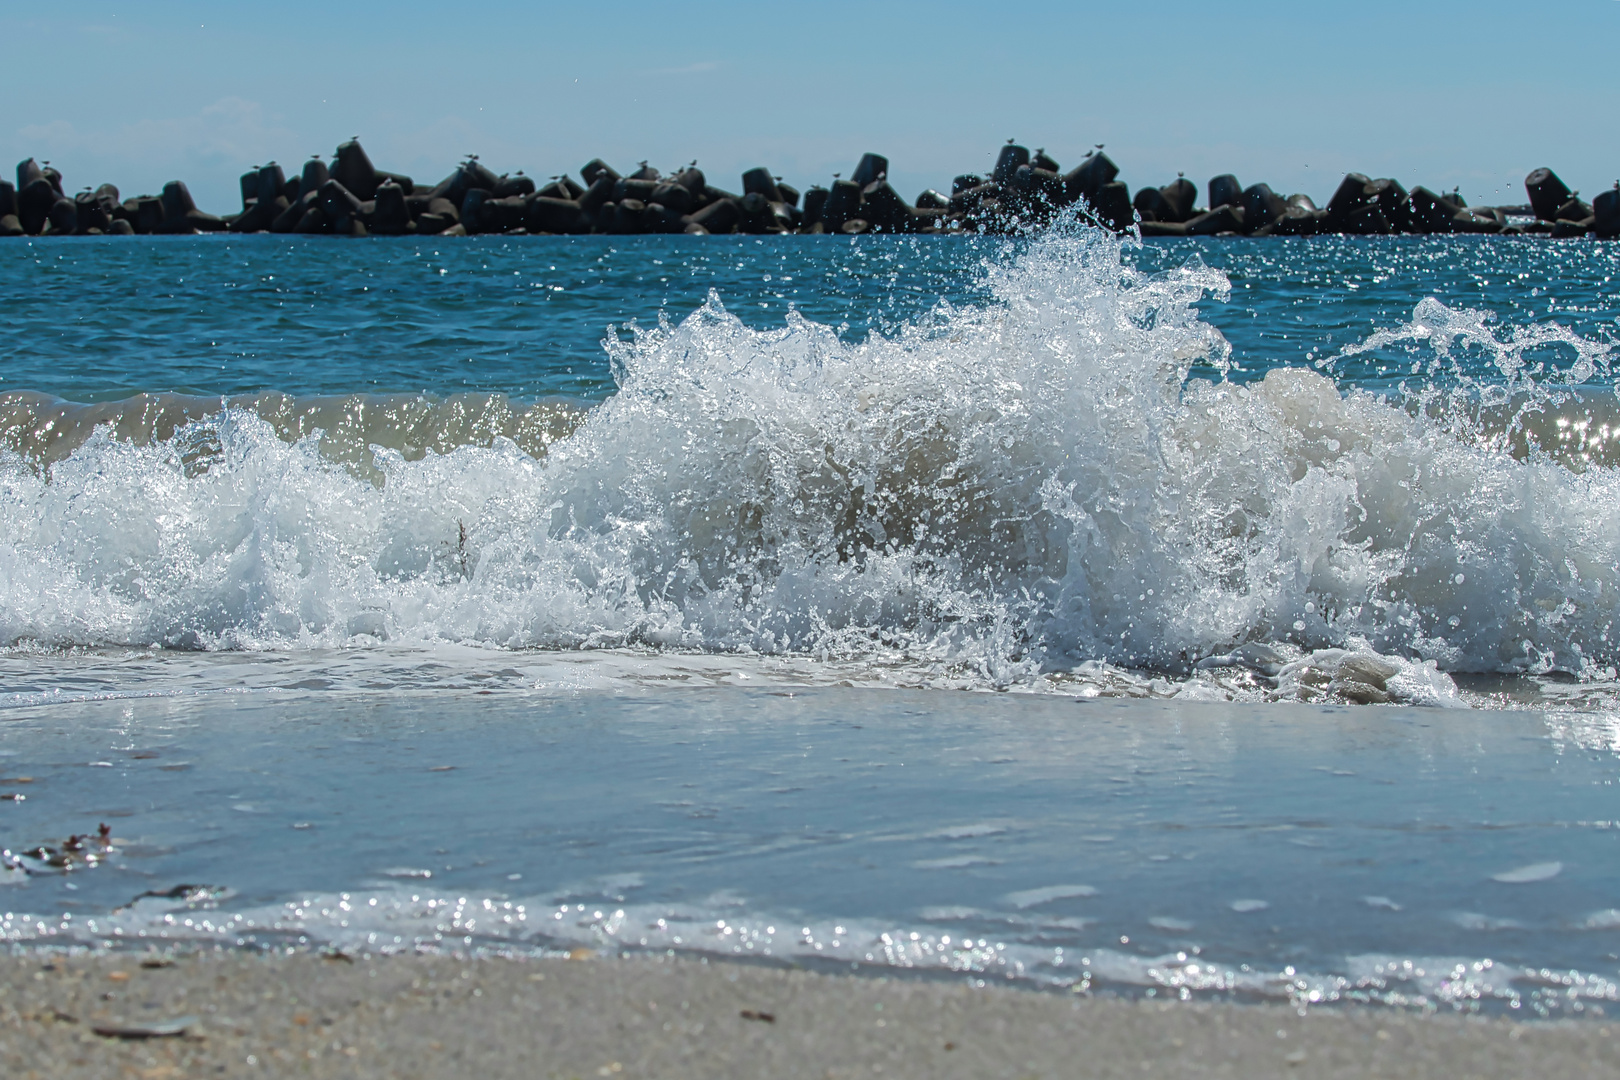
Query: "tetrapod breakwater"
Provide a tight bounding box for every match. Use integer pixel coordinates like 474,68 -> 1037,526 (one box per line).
2,138 -> 1616,239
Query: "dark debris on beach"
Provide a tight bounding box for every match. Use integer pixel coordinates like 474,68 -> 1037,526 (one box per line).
1,140 -> 1616,240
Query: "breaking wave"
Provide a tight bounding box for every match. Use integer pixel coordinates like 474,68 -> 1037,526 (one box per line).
2,223 -> 1617,691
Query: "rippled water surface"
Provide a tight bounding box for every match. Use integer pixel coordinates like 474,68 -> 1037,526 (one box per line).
5,686 -> 1620,1016
1,233 -> 1615,401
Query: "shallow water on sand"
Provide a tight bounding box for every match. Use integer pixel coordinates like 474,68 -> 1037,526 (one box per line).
2,683 -> 1618,1016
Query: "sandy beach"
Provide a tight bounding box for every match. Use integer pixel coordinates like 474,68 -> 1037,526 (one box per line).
2,950 -> 1616,1079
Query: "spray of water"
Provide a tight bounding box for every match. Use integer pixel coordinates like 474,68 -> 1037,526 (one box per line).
2,222 -> 1616,692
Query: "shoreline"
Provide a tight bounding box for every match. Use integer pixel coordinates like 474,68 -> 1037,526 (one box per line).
3,950 -> 1617,1079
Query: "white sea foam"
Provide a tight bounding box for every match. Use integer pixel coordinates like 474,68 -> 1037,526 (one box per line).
2,223 -> 1617,693
4,885 -> 1614,1014
1004,884 -> 1098,908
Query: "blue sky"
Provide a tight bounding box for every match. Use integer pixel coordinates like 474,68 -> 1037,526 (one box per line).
6,1 -> 1618,213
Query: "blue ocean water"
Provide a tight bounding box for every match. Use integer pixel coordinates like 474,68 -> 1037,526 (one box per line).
3,226 -> 1620,1011
1,233 -> 1615,401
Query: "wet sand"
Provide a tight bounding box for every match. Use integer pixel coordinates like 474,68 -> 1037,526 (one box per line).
2,951 -> 1617,1079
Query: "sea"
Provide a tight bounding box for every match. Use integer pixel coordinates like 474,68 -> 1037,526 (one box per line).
1,224 -> 1618,1016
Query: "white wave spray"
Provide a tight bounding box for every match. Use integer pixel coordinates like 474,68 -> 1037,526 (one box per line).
2,224 -> 1617,687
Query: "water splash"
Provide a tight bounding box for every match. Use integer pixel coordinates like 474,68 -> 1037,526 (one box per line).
2,223 -> 1617,686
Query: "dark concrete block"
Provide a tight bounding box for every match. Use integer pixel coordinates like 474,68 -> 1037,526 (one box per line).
801,186 -> 829,226
526,196 -> 583,234
992,144 -> 1030,186
18,178 -> 56,234
1139,220 -> 1189,237
581,159 -> 620,187
1240,183 -> 1286,232
1525,168 -> 1571,222
370,181 -> 412,234
319,178 -> 364,224
861,179 -> 913,233
948,183 -> 997,213
649,182 -> 694,214
742,167 -> 784,204
332,140 -> 379,200
1325,172 -> 1373,220
1555,197 -> 1594,224
301,157 -> 330,195
1160,178 -> 1197,222
271,193 -> 315,234
16,158 -> 44,192
73,191 -> 111,234
134,197 -> 165,235
493,173 -> 535,198
46,198 -> 77,235
851,153 -> 889,188
818,179 -> 863,232
578,176 -> 615,214
1207,174 -> 1243,210
1408,186 -> 1460,233
415,212 -> 454,235
459,188 -> 492,234
684,197 -> 741,234
160,179 -> 197,219
1594,187 -> 1619,238
738,191 -> 788,233
1186,204 -> 1244,235
1012,166 -> 1065,212
1272,206 -> 1324,236
239,170 -> 260,211
1134,186 -> 1170,221
613,178 -> 660,203
1090,181 -> 1133,231
1336,203 -> 1393,235
674,166 -> 706,194
293,206 -> 329,234
485,195 -> 528,233
1065,152 -> 1118,205
256,164 -> 286,206
1366,178 -> 1410,231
